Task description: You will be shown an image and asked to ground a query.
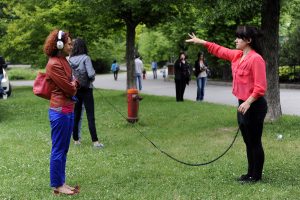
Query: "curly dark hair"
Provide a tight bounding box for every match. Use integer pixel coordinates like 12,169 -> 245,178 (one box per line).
43,29 -> 70,57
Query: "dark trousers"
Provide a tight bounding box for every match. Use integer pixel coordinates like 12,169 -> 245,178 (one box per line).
113,70 -> 118,80
49,109 -> 74,187
73,88 -> 99,142
175,79 -> 186,101
237,97 -> 267,179
0,74 -> 4,95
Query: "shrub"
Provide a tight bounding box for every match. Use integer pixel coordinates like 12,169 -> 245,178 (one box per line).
279,65 -> 300,82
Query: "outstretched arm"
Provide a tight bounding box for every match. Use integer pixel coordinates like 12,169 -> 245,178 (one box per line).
186,33 -> 239,62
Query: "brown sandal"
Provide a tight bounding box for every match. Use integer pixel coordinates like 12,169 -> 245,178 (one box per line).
72,185 -> 80,193
53,189 -> 76,196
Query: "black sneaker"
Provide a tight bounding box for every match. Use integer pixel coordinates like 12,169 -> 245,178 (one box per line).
237,174 -> 251,181
239,176 -> 262,184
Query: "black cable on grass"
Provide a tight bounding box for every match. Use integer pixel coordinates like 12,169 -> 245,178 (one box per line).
95,88 -> 239,166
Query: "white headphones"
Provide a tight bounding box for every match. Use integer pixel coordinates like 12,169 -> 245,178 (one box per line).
56,30 -> 64,50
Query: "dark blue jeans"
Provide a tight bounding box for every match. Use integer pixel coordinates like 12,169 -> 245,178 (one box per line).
49,109 -> 74,187
196,77 -> 207,101
136,73 -> 142,90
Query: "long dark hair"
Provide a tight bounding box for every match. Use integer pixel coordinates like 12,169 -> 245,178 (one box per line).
235,26 -> 263,55
197,51 -> 205,61
71,38 -> 88,56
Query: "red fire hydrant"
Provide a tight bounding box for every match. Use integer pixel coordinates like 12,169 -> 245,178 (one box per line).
127,88 -> 143,123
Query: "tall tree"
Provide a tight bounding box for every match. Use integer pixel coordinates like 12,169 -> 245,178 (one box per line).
81,0 -> 193,89
261,0 -> 281,121
189,0 -> 282,120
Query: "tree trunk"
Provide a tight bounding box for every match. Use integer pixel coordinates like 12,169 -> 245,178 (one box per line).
126,22 -> 136,89
261,0 -> 282,121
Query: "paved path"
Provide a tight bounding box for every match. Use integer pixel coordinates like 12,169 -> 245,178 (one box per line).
11,72 -> 300,116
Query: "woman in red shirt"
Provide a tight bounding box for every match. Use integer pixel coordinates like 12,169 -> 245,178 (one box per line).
44,29 -> 79,195
186,26 -> 268,183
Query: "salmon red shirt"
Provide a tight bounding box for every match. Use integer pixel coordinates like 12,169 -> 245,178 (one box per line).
205,42 -> 267,101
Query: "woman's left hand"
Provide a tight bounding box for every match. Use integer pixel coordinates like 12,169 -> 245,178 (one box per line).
238,102 -> 250,115
185,33 -> 207,45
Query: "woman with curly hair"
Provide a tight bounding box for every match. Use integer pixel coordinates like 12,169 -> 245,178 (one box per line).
44,29 -> 79,195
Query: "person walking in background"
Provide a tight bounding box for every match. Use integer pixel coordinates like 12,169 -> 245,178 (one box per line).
142,69 -> 146,79
194,52 -> 208,101
135,54 -> 144,90
111,60 -> 119,80
186,25 -> 268,183
0,56 -> 7,99
174,52 -> 191,102
162,66 -> 167,81
44,29 -> 79,195
151,61 -> 158,79
69,38 -> 104,148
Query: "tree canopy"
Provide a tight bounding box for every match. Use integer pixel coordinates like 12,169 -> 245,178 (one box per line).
0,0 -> 299,120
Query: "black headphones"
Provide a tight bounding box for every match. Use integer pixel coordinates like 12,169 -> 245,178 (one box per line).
56,30 -> 64,50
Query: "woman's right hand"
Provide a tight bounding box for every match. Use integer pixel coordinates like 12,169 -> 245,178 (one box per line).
185,33 -> 207,45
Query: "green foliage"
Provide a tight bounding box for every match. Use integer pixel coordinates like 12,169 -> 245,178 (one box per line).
278,66 -> 300,82
280,0 -> 300,66
6,68 -> 44,80
280,25 -> 300,66
137,27 -> 172,64
0,87 -> 300,199
0,0 -> 117,68
1,0 -> 300,82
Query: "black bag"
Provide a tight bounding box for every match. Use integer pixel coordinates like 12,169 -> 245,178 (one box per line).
69,56 -> 90,88
72,67 -> 89,88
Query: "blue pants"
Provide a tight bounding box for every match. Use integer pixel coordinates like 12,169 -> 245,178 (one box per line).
49,109 -> 74,187
196,77 -> 207,101
136,73 -> 142,90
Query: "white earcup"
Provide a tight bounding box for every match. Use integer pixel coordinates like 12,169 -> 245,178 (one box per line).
57,41 -> 64,49
56,30 -> 64,49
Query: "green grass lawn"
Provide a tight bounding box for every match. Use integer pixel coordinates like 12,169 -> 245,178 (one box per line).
0,87 -> 299,199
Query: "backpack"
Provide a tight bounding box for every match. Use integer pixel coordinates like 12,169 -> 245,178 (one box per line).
72,68 -> 89,88
70,57 -> 90,88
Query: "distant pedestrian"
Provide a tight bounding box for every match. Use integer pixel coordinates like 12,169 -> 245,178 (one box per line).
0,56 -> 7,98
162,66 -> 167,81
194,52 -> 208,101
135,54 -> 144,90
111,60 -> 119,80
174,52 -> 191,101
142,69 -> 146,79
69,38 -> 104,148
186,25 -> 268,183
151,61 -> 158,79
